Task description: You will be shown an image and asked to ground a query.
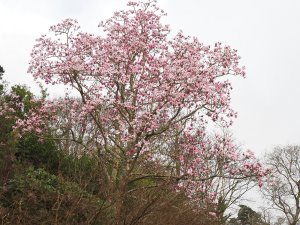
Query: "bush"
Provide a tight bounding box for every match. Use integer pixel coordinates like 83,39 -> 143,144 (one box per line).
16,134 -> 60,173
1,168 -> 111,225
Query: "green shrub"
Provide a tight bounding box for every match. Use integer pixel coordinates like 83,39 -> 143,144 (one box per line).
1,167 -> 110,225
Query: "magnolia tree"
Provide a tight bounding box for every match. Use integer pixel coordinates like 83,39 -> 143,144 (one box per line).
14,1 -> 269,224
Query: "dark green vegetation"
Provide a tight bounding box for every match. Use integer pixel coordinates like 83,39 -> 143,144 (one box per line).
227,205 -> 270,225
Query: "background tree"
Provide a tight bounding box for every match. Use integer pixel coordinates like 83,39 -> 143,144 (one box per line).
227,205 -> 270,225
0,65 -> 5,95
261,145 -> 300,225
0,65 -> 4,79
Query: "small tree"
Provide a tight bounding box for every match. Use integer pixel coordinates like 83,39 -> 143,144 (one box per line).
0,65 -> 5,95
227,205 -> 270,225
262,145 -> 300,225
0,65 -> 4,80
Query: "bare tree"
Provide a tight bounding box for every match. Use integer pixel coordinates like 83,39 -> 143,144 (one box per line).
262,145 -> 300,225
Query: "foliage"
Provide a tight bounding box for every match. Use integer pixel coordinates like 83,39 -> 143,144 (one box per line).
1,168 -> 111,225
227,205 -> 270,225
0,65 -> 4,80
0,75 -> 44,186
16,134 -> 59,172
0,65 -> 4,94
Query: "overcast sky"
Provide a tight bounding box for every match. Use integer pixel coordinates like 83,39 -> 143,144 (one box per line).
1,0 -> 300,158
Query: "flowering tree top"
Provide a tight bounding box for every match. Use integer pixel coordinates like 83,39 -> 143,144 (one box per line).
26,0 -> 245,139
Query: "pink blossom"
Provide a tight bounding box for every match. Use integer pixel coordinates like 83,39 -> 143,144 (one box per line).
208,212 -> 217,217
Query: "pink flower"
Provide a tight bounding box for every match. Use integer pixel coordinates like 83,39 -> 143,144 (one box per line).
209,212 -> 217,217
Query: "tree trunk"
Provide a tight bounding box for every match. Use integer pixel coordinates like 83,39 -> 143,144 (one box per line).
114,182 -> 128,225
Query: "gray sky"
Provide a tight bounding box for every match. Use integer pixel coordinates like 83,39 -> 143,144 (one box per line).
1,0 -> 300,157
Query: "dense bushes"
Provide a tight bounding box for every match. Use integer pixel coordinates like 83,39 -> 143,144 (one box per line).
1,167 -> 111,225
